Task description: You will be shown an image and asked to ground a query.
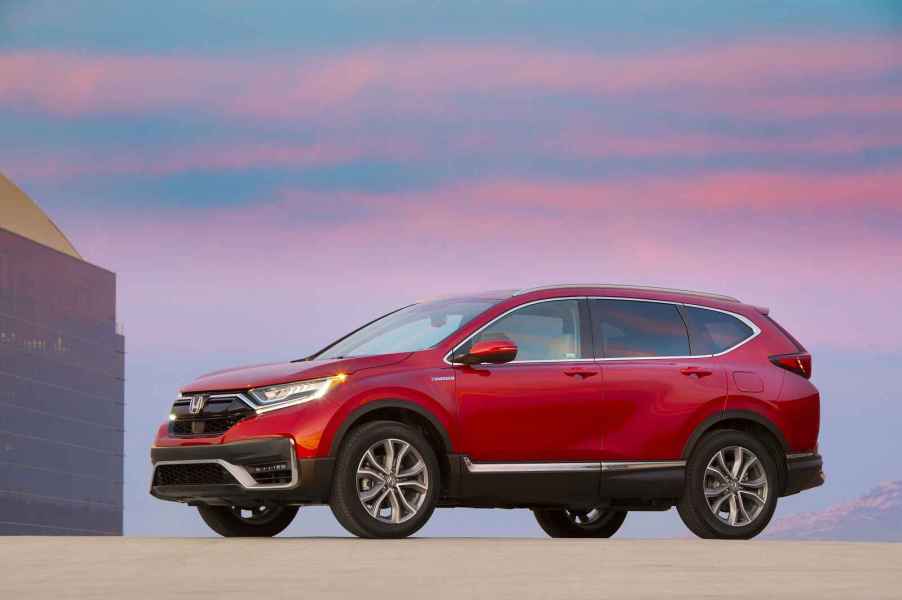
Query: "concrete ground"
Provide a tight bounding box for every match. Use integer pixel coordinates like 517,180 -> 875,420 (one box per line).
0,537 -> 900,599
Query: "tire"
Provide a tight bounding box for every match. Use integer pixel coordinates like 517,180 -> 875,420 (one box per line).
330,420 -> 440,539
197,504 -> 298,537
533,507 -> 627,538
677,429 -> 779,540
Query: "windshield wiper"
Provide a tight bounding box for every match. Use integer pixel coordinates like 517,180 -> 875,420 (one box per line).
291,354 -> 348,363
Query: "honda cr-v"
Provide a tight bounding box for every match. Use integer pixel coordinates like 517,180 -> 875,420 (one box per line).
150,284 -> 824,539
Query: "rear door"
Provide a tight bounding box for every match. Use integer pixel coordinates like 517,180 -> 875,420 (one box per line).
590,299 -> 728,460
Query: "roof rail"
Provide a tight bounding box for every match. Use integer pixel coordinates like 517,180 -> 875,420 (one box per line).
512,283 -> 740,303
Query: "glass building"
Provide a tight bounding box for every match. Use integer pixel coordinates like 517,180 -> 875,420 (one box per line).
0,174 -> 124,535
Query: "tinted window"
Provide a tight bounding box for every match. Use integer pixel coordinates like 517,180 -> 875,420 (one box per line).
685,306 -> 754,355
591,299 -> 689,358
469,299 -> 586,361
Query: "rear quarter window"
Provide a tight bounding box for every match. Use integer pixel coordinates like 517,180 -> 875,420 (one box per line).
684,306 -> 754,355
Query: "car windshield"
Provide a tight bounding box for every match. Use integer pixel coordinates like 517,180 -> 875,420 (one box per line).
313,298 -> 497,360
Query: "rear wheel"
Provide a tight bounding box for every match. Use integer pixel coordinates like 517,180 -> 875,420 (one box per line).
677,429 -> 779,539
533,507 -> 627,538
197,503 -> 298,537
330,420 -> 440,538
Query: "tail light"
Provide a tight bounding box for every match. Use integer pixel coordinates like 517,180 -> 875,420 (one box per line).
770,352 -> 812,379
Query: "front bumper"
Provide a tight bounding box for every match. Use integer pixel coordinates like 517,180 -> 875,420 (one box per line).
150,437 -> 334,506
783,452 -> 825,496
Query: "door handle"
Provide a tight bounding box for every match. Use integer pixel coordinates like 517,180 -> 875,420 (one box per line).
563,368 -> 598,379
680,366 -> 713,378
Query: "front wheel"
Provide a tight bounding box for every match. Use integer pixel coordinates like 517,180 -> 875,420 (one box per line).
329,420 -> 440,538
533,507 -> 627,538
197,503 -> 298,537
677,429 -> 779,539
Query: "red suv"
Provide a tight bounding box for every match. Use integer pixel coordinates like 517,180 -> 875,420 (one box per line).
151,284 -> 823,539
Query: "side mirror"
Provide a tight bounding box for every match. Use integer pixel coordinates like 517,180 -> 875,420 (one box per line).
452,338 -> 518,365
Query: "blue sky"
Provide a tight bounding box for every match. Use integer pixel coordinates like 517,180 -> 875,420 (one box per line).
1,1 -> 900,537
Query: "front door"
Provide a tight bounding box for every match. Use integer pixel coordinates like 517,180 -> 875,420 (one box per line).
455,298 -> 604,462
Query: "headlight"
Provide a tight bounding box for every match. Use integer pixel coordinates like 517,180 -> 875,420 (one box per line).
249,374 -> 346,411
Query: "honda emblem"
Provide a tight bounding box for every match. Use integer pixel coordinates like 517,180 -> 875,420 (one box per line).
188,394 -> 207,415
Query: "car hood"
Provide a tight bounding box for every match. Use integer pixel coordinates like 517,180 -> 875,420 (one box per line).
181,352 -> 412,393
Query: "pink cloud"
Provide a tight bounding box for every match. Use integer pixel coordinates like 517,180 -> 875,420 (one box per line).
1,37 -> 899,120
546,129 -> 902,161
709,93 -> 902,120
5,127 -> 901,182
452,171 -> 902,211
55,172 -> 902,356
2,137 -> 426,180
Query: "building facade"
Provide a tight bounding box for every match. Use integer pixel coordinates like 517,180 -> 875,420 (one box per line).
0,175 -> 124,535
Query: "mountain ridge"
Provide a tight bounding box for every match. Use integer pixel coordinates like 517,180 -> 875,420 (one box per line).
767,480 -> 902,541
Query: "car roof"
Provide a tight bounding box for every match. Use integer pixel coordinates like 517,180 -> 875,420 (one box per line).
422,284 -> 740,306
512,283 -> 740,303
417,289 -> 518,303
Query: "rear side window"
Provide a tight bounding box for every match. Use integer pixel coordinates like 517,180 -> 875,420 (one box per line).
591,299 -> 690,358
684,306 -> 754,355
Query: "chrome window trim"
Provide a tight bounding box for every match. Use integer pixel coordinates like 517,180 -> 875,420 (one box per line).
675,301 -> 762,359
588,297 -> 761,360
445,296 -> 761,365
150,440 -> 299,492
463,457 -> 687,473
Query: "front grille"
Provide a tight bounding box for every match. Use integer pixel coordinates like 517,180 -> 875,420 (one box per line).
171,413 -> 247,436
169,393 -> 254,437
153,463 -> 238,486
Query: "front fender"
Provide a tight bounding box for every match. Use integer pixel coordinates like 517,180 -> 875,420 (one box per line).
325,395 -> 454,456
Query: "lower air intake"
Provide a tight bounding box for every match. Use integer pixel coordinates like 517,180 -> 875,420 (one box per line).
154,463 -> 238,486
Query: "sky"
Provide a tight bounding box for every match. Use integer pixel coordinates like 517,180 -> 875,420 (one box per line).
1,1 -> 900,537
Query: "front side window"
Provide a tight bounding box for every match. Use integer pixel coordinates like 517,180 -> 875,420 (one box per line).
591,299 -> 690,358
315,299 -> 496,360
465,299 -> 587,361
684,306 -> 754,355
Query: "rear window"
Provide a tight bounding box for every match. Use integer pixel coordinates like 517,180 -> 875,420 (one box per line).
591,299 -> 690,358
684,306 -> 754,355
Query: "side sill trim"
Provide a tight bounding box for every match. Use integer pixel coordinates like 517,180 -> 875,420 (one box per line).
463,457 -> 600,473
462,457 -> 686,474
601,460 -> 686,472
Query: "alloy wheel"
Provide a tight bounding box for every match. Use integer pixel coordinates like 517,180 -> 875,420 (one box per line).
704,445 -> 769,527
229,504 -> 284,525
356,438 -> 429,524
564,508 -> 605,527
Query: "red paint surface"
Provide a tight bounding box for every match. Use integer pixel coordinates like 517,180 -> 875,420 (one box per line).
154,286 -> 821,461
